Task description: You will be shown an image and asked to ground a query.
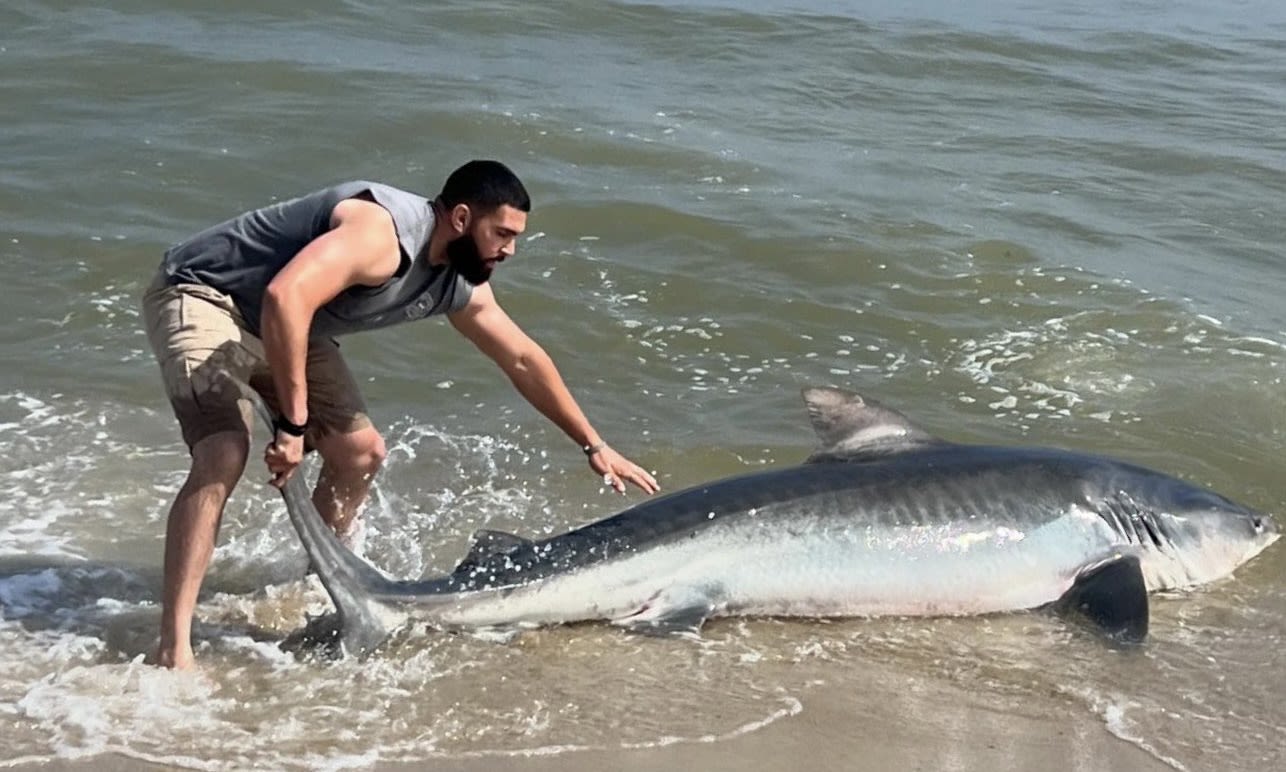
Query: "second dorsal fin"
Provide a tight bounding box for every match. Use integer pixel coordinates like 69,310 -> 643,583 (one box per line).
451,529 -> 533,576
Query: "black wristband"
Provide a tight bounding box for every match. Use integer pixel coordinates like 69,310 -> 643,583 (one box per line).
273,415 -> 308,437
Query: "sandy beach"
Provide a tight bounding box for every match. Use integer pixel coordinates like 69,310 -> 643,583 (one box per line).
14,675 -> 1173,772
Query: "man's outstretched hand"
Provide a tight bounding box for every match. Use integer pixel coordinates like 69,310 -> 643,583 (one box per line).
590,445 -> 659,495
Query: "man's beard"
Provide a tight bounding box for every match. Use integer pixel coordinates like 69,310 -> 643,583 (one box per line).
446,233 -> 492,285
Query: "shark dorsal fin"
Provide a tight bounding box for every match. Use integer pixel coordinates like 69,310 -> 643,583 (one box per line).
802,387 -> 943,462
451,529 -> 534,576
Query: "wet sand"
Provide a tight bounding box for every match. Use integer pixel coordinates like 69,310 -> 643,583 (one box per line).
16,677 -> 1171,772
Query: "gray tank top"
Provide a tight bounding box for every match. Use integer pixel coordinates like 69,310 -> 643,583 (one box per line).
161,181 -> 473,338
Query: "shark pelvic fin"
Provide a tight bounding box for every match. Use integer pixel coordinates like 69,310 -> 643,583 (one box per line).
801,387 -> 945,462
1053,552 -> 1149,643
613,586 -> 720,639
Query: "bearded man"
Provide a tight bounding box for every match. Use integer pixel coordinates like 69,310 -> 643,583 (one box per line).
141,160 -> 659,669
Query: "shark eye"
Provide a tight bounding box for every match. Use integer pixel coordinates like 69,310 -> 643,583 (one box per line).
1251,515 -> 1264,532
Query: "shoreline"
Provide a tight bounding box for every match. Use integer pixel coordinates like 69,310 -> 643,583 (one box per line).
12,677 -> 1174,772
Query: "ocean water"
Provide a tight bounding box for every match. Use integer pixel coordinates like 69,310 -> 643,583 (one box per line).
1,1 -> 1283,769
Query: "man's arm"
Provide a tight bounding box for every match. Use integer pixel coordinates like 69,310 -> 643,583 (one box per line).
449,283 -> 660,495
259,196 -> 401,485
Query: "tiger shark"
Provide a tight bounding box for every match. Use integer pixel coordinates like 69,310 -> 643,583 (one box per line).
266,388 -> 1278,656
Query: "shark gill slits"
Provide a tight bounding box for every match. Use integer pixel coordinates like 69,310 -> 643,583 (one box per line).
1137,513 -> 1165,549
1100,503 -> 1129,542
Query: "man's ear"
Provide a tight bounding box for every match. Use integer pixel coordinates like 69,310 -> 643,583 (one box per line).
451,203 -> 472,233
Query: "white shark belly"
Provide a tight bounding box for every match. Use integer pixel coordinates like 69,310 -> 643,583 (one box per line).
430,506 -> 1127,628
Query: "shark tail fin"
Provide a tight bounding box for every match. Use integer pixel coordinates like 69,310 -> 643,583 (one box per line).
1053,552 -> 1149,643
278,468 -> 397,594
253,399 -> 400,656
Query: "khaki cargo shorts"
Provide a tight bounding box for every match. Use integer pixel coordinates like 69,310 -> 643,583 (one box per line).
141,270 -> 372,450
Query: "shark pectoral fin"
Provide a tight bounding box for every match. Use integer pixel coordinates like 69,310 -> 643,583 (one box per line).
1053,552 -> 1149,643
613,587 -> 720,640
451,529 -> 535,576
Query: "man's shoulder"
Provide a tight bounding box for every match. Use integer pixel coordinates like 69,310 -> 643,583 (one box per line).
336,182 -> 432,223
333,180 -> 424,199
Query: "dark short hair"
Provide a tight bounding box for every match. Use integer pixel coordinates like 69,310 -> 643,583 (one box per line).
438,160 -> 531,214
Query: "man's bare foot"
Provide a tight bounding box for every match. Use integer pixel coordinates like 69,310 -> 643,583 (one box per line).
154,644 -> 196,671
